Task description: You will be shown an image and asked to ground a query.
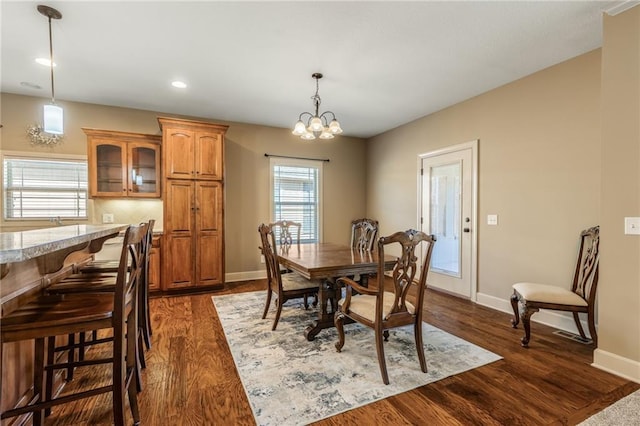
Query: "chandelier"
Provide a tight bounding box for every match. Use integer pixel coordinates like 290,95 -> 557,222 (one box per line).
292,73 -> 343,140
28,5 -> 64,146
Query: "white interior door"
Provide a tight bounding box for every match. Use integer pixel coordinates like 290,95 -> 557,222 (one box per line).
419,141 -> 477,299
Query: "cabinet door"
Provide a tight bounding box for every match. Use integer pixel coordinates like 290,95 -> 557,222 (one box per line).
128,142 -> 160,198
165,234 -> 194,289
89,139 -> 127,197
164,180 -> 195,289
148,236 -> 161,292
164,128 -> 195,179
165,180 -> 194,233
195,181 -> 223,286
195,131 -> 223,180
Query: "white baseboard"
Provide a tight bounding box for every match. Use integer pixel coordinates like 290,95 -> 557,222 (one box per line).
592,349 -> 640,384
477,292 -> 640,382
225,270 -> 266,283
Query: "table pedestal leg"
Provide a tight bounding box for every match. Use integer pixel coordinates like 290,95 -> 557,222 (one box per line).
304,279 -> 338,341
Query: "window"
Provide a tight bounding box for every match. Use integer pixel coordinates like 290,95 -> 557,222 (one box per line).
270,157 -> 323,243
3,154 -> 88,220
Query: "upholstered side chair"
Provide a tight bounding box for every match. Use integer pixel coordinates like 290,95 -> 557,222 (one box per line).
511,226 -> 600,348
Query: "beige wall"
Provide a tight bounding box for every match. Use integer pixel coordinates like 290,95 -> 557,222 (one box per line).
367,50 -> 601,301
0,93 -> 367,274
596,7 -> 640,375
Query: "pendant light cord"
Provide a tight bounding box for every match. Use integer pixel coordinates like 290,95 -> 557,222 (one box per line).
48,15 -> 55,103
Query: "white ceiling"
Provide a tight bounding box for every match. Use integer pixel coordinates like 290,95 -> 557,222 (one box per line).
0,1 -> 625,138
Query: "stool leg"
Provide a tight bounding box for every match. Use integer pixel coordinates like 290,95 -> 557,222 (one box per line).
45,336 -> 55,417
33,337 -> 45,425
66,333 -> 75,381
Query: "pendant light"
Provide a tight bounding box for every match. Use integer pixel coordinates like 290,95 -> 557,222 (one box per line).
28,5 -> 64,145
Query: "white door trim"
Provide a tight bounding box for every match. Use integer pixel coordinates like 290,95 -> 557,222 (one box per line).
417,139 -> 478,301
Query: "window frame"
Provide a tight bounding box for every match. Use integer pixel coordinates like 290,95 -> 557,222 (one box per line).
2,150 -> 89,221
269,157 -> 323,243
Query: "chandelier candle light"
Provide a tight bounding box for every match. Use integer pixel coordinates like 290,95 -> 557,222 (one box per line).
28,5 -> 63,145
292,73 -> 343,140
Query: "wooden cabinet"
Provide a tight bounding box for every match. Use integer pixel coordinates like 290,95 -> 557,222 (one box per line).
84,128 -> 161,198
158,117 -> 228,291
161,123 -> 225,181
148,235 -> 161,292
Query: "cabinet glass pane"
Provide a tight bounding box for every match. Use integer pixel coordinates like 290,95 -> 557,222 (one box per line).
130,146 -> 157,194
97,144 -> 124,193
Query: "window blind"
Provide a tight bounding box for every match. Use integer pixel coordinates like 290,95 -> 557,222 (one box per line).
272,164 -> 319,243
3,156 -> 88,219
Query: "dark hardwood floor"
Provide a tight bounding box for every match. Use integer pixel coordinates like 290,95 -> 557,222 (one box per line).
45,279 -> 638,425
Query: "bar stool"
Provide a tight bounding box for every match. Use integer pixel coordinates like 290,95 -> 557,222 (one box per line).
0,223 -> 146,425
45,220 -> 154,387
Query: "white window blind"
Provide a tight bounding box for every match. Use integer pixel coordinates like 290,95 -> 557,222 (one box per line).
271,159 -> 322,243
3,155 -> 88,219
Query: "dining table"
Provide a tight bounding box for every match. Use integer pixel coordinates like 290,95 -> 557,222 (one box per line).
277,242 -> 397,341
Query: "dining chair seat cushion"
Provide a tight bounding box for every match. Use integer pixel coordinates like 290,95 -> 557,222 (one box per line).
512,282 -> 588,306
338,291 -> 416,322
281,273 -> 320,292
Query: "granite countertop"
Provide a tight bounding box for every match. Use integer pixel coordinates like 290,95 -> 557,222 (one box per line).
0,224 -> 129,264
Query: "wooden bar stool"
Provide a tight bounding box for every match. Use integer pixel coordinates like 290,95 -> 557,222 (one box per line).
0,223 -> 146,425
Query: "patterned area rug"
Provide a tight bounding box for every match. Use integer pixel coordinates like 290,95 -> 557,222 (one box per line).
212,291 -> 502,426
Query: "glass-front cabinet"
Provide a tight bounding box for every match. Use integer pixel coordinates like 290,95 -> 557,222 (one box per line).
85,128 -> 161,198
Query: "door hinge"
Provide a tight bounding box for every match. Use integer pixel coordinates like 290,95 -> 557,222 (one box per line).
420,168 -> 424,176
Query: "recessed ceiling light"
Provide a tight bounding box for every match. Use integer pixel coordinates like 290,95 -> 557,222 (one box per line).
171,81 -> 187,89
35,58 -> 56,67
21,81 -> 42,89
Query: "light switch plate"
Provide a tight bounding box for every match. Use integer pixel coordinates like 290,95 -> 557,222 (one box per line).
102,213 -> 114,224
487,214 -> 498,226
624,217 -> 640,235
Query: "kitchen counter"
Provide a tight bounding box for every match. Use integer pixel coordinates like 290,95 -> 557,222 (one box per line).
0,224 -> 128,264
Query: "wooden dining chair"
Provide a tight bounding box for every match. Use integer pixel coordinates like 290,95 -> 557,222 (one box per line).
335,229 -> 436,385
269,220 -> 301,249
350,218 -> 379,252
0,223 -> 146,425
258,223 -> 321,330
511,225 -> 600,347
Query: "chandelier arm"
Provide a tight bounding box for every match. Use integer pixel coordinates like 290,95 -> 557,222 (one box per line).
298,111 -> 314,124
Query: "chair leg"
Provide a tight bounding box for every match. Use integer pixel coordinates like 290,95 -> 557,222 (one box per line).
262,288 -> 272,320
383,330 -> 389,341
303,294 -> 309,310
587,310 -> 598,347
520,306 -> 539,348
510,291 -> 520,328
572,312 -> 588,340
414,320 -> 427,374
334,312 -> 345,352
272,298 -> 283,331
141,286 -> 152,350
374,326 -> 389,385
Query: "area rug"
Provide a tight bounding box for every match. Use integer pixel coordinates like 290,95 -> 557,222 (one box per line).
579,389 -> 640,425
212,291 -> 502,426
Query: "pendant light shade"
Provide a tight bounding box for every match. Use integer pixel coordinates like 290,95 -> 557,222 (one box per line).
44,104 -> 63,134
